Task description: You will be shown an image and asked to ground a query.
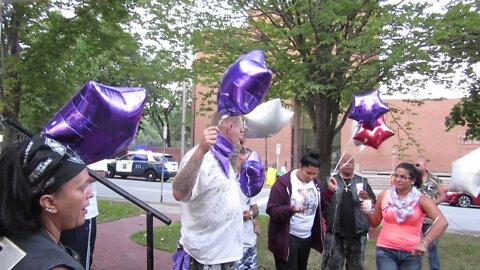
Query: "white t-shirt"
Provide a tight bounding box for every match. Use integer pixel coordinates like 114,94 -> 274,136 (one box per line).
289,169 -> 319,239
179,146 -> 243,265
239,187 -> 257,248
85,160 -> 107,219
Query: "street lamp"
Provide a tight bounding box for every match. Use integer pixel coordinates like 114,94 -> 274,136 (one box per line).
180,80 -> 186,159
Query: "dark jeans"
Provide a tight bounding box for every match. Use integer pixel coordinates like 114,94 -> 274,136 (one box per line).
321,232 -> 367,270
422,223 -> 440,270
376,246 -> 422,270
274,234 -> 311,270
60,217 -> 96,270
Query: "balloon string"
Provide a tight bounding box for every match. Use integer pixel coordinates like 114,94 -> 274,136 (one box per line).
217,115 -> 228,126
332,123 -> 360,174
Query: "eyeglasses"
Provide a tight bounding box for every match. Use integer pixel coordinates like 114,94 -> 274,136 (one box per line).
393,174 -> 411,180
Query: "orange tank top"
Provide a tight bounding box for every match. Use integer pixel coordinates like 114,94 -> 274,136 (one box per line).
377,190 -> 425,252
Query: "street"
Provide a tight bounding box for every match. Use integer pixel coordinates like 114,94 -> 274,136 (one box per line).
97,177 -> 480,235
97,177 -> 271,212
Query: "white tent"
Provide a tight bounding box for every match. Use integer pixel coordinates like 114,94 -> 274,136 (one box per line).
450,147 -> 480,196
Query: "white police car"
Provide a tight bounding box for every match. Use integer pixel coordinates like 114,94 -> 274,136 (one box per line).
106,150 -> 178,181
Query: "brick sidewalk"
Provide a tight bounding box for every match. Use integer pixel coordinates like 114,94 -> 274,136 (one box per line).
91,213 -> 180,270
89,210 -> 381,270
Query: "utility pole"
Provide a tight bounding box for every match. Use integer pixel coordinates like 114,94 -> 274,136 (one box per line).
160,125 -> 167,203
180,81 -> 187,159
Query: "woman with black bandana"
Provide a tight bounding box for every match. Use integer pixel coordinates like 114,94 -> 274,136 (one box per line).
0,136 -> 93,270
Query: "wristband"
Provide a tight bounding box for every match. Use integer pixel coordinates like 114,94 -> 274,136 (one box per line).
421,240 -> 429,249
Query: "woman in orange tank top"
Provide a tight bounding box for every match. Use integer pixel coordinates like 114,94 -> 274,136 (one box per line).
361,162 -> 448,270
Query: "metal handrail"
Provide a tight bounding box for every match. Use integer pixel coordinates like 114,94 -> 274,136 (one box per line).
1,117 -> 171,270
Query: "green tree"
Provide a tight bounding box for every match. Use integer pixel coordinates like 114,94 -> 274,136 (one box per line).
0,0 -> 144,145
127,0 -> 195,148
136,52 -> 192,147
440,1 -> 480,139
0,0 -> 193,150
190,0 -> 449,178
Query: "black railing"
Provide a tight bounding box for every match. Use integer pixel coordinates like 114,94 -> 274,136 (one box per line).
1,117 -> 172,270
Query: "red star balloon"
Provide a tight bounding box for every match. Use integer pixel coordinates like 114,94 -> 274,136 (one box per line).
353,116 -> 395,149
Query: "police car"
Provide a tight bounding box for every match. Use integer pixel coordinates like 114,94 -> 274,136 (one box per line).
106,150 -> 178,181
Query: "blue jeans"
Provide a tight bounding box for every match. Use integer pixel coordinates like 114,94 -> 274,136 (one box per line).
376,247 -> 422,270
422,223 -> 440,270
235,246 -> 257,270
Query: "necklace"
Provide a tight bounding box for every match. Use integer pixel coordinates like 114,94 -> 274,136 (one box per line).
43,227 -> 58,243
339,174 -> 352,192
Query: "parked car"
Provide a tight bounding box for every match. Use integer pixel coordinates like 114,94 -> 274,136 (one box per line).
445,190 -> 480,208
106,150 -> 178,181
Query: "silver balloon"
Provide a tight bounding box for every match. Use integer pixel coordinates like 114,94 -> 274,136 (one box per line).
450,148 -> 480,196
244,98 -> 294,138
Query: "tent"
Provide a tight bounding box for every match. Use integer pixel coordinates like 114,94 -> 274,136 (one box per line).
450,147 -> 480,196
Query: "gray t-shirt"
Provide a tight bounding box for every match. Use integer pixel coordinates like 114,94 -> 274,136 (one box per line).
11,230 -> 84,270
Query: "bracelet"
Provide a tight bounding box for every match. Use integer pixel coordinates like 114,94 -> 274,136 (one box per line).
421,239 -> 429,249
424,235 -> 433,243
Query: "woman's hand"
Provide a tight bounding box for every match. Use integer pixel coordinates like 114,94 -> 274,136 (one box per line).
360,200 -> 372,214
412,242 -> 427,256
290,205 -> 306,213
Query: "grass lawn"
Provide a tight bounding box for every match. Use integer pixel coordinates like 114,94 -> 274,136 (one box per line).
132,214 -> 480,270
96,199 -> 143,223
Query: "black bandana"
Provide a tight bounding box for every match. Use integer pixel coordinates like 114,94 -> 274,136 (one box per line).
20,136 -> 86,195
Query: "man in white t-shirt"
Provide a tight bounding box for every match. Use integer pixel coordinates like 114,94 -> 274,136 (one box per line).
173,112 -> 244,270
60,159 -> 105,270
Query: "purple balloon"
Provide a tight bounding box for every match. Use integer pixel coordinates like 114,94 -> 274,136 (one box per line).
348,89 -> 389,130
217,50 -> 272,116
43,81 -> 147,164
239,151 -> 265,198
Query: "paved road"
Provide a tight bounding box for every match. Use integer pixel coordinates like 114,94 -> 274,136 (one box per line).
97,177 -> 480,234
438,203 -> 480,234
97,177 -> 272,211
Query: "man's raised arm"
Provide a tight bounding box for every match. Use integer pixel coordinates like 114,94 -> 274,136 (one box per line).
172,126 -> 219,202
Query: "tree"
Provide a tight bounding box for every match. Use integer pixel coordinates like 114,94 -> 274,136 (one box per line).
440,1 -> 480,139
0,0 -> 144,145
136,52 -> 192,147
0,0 -> 193,149
190,0 -> 448,178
